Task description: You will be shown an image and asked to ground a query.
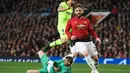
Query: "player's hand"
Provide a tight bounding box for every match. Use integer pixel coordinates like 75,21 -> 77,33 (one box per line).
53,66 -> 60,72
54,67 -> 58,72
96,38 -> 101,44
71,36 -> 76,40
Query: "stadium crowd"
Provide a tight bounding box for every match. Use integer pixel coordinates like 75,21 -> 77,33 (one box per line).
0,0 -> 130,13
95,13 -> 130,58
0,0 -> 130,58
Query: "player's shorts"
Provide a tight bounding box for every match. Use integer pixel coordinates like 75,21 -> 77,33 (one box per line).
38,54 -> 54,73
70,41 -> 98,57
58,28 -> 68,39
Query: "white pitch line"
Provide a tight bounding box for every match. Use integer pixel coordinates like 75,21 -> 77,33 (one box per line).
0,67 -> 130,72
73,68 -> 130,72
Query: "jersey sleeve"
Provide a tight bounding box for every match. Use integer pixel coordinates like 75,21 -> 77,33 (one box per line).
59,2 -> 65,8
87,19 -> 99,39
53,60 -> 64,64
65,19 -> 72,39
50,67 -> 56,73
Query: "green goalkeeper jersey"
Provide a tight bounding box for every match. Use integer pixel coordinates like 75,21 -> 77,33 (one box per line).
58,2 -> 73,29
53,60 -> 71,73
39,54 -> 71,73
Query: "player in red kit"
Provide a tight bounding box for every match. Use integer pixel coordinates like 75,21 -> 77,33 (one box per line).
65,3 -> 101,73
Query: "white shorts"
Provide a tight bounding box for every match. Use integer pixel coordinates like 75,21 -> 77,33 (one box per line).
70,41 -> 98,57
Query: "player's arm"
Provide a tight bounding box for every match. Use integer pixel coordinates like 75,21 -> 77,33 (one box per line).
57,2 -> 71,12
52,60 -> 63,72
57,6 -> 71,12
87,19 -> 99,39
50,66 -> 60,73
53,60 -> 64,64
87,19 -> 101,44
50,67 -> 56,73
52,66 -> 60,72
65,19 -> 72,39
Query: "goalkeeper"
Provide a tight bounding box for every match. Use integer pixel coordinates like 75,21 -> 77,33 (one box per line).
27,50 -> 73,73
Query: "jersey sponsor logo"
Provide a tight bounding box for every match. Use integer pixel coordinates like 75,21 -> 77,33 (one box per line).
75,21 -> 77,24
84,21 -> 87,24
77,24 -> 86,29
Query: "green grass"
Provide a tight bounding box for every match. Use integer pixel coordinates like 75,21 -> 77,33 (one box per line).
0,62 -> 130,73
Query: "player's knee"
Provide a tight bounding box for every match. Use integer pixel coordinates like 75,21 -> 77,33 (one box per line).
61,38 -> 68,43
92,55 -> 98,62
37,50 -> 44,58
38,50 -> 44,55
82,50 -> 89,56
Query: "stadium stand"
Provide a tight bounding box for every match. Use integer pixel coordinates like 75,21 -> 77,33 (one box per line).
0,0 -> 129,58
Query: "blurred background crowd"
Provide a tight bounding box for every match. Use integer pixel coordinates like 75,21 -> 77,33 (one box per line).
0,0 -> 130,58
0,0 -> 130,13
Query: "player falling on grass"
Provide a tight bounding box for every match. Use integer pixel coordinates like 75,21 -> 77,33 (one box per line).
65,3 -> 101,73
27,50 -> 73,73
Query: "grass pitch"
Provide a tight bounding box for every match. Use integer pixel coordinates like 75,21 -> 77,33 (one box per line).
0,62 -> 129,73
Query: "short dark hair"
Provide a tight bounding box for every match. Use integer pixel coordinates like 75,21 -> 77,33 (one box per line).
64,0 -> 69,2
65,56 -> 73,65
74,3 -> 83,10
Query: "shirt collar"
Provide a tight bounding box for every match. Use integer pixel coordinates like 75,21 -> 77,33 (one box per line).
75,16 -> 83,19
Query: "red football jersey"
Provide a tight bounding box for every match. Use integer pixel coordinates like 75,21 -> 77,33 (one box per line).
65,16 -> 99,39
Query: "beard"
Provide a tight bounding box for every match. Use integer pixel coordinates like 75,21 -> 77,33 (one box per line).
76,13 -> 82,17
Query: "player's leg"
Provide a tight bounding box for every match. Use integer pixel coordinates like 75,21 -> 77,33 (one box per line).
87,41 -> 99,68
26,70 -> 40,73
38,50 -> 53,73
43,38 -> 68,52
26,50 -> 49,73
91,55 -> 98,68
75,42 -> 99,73
69,45 -> 78,61
50,28 -> 68,46
27,69 -> 49,73
43,29 -> 68,52
62,45 -> 78,63
86,42 -> 99,73
38,50 -> 49,66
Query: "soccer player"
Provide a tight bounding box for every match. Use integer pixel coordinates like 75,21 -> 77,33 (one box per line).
43,0 -> 76,52
27,50 -> 73,73
42,1 -> 99,69
65,3 -> 101,73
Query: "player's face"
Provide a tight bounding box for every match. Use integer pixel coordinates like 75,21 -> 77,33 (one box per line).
64,59 -> 72,67
74,7 -> 84,17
